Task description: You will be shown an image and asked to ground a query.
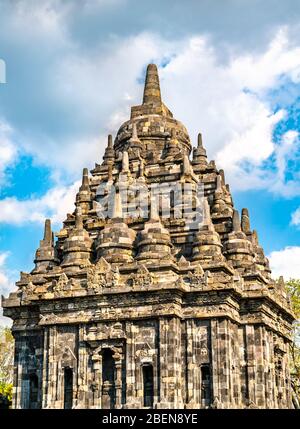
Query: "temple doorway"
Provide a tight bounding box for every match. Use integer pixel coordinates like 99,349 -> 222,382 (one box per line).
102,349 -> 116,409
142,364 -> 154,408
29,373 -> 38,409
63,367 -> 73,409
200,364 -> 212,407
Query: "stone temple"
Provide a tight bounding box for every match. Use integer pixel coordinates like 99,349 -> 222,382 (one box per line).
2,64 -> 295,409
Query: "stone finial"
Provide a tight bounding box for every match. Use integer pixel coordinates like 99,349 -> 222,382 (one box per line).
108,134 -> 113,148
209,160 -> 216,170
112,190 -> 123,220
122,151 -> 129,173
232,210 -> 241,232
43,219 -> 52,245
62,206 -> 92,269
192,197 -> 224,263
128,122 -> 142,151
137,197 -> 173,262
96,189 -> 135,263
241,208 -> 251,234
251,229 -> 270,277
277,276 -> 287,297
143,63 -> 162,105
192,133 -> 207,168
164,128 -> 181,159
33,218 -> 58,272
197,133 -> 203,148
76,168 -> 91,214
212,172 -> 233,219
103,134 -> 115,165
223,209 -> 255,272
79,168 -> 89,191
75,206 -> 83,230
130,63 -> 173,119
219,169 -> 225,185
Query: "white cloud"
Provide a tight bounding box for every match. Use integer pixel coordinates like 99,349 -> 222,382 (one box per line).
268,246 -> 300,279
159,31 -> 300,195
2,7 -> 300,231
0,180 -> 80,226
0,119 -> 18,183
270,130 -> 300,196
0,252 -> 14,327
229,28 -> 300,92
291,207 -> 300,226
0,253 -> 13,297
2,28 -> 300,232
9,0 -> 70,43
0,252 -> 9,267
29,135 -> 106,177
2,15 -> 300,195
26,27 -> 295,193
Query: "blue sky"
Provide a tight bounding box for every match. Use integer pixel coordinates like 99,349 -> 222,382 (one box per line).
2,0 -> 300,324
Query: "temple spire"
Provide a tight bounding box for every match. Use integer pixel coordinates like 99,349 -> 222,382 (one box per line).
43,219 -> 52,244
192,132 -> 207,169
102,135 -> 115,165
241,208 -> 251,234
76,168 -> 91,214
96,188 -> 136,263
33,218 -> 57,272
108,134 -> 113,148
143,64 -> 162,105
197,133 -> 203,148
80,168 -> 89,191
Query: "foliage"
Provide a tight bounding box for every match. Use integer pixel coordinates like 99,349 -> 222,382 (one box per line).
0,382 -> 12,402
285,279 -> 300,407
0,326 -> 14,406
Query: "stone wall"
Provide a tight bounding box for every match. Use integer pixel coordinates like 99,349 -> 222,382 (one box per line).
10,316 -> 293,409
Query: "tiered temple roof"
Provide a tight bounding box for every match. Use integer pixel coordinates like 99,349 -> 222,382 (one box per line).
3,63 -> 293,330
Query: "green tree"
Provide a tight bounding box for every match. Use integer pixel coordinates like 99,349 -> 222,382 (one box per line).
0,326 -> 14,407
285,279 -> 300,408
